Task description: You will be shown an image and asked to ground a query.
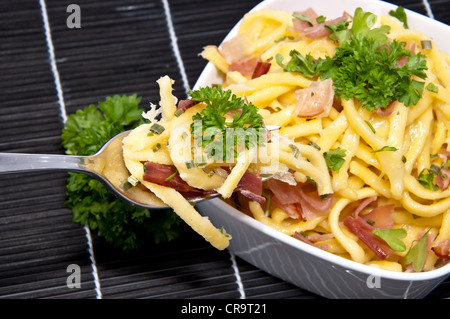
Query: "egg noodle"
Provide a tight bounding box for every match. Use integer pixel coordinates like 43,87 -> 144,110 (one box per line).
198,8 -> 450,272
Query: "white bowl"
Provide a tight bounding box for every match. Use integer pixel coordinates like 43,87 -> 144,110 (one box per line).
194,0 -> 450,299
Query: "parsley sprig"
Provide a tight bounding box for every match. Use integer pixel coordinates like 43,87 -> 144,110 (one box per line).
61,95 -> 185,251
276,7 -> 428,111
189,86 -> 265,162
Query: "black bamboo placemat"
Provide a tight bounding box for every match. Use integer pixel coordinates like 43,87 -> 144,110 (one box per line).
0,0 -> 449,300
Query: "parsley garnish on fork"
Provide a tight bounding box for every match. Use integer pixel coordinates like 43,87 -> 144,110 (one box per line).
189,86 -> 266,162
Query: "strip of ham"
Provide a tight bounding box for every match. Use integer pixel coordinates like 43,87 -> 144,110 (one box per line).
295,78 -> 334,118
293,8 -> 351,39
266,178 -> 333,220
143,161 -> 204,193
343,196 -> 396,260
293,231 -> 329,250
143,162 -> 264,204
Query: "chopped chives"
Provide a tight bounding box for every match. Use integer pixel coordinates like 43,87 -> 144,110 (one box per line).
127,175 -> 140,187
421,40 -> 432,49
174,108 -> 184,117
149,123 -> 165,134
309,142 -> 321,151
152,143 -> 161,152
185,160 -> 195,169
289,143 -> 300,158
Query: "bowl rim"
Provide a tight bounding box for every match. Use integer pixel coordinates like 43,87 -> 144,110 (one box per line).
208,198 -> 450,281
193,0 -> 450,282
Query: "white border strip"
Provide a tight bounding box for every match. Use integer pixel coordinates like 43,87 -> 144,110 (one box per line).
422,0 -> 435,19
161,0 -> 190,93
38,0 -> 67,123
229,252 -> 246,299
38,0 -> 102,299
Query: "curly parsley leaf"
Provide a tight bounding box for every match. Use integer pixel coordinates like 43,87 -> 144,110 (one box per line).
276,7 -> 428,112
61,95 -> 185,252
324,34 -> 428,111
276,51 -> 321,78
189,86 -> 265,162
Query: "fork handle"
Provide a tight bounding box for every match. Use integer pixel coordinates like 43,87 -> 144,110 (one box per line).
0,152 -> 89,174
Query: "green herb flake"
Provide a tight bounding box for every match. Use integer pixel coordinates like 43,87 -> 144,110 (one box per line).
426,82 -> 439,93
324,148 -> 346,172
417,168 -> 439,191
275,35 -> 294,43
373,228 -> 407,252
365,120 -> 376,134
316,15 -> 326,24
389,6 -> 409,29
404,228 -> 432,272
293,13 -> 313,27
371,146 -> 398,153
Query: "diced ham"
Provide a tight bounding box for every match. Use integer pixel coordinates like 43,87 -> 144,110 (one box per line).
376,100 -> 396,117
251,60 -> 272,79
266,178 -> 333,220
293,8 -> 351,39
436,150 -> 450,191
432,239 -> 450,261
343,196 -> 396,260
436,166 -> 450,191
295,78 -> 334,118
